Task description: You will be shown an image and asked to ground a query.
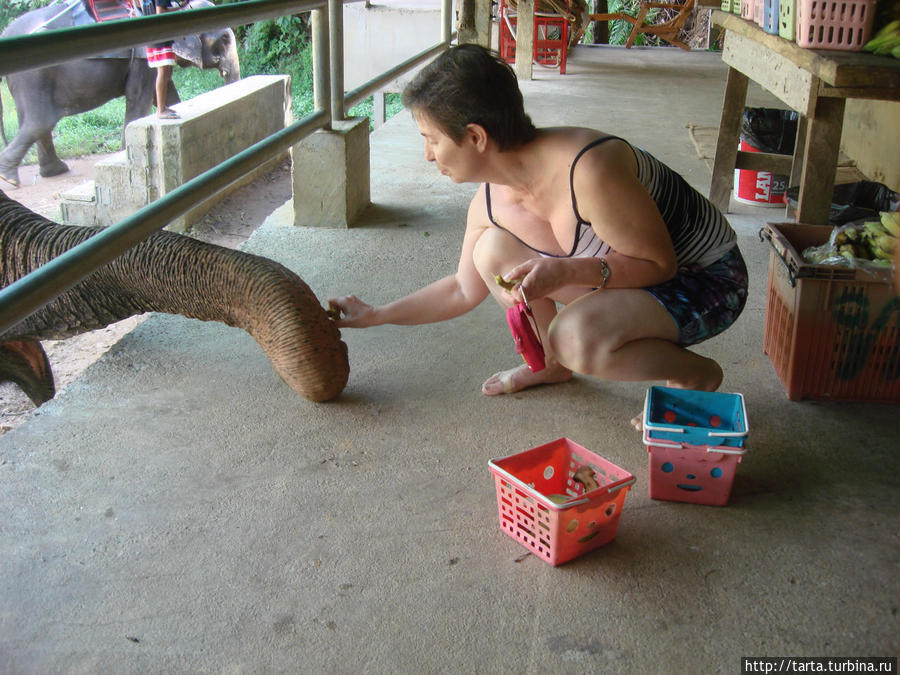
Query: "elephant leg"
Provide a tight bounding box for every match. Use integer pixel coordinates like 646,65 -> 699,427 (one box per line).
0,128 -> 39,188
0,107 -> 62,187
123,60 -> 156,146
36,132 -> 69,178
0,340 -> 55,407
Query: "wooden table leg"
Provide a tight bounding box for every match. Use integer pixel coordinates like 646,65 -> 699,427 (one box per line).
784,114 -> 808,220
796,96 -> 845,225
709,66 -> 749,213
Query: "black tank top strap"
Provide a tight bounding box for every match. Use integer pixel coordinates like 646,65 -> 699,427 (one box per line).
569,135 -> 624,224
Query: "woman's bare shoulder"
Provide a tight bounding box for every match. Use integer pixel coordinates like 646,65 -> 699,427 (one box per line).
534,127 -> 630,164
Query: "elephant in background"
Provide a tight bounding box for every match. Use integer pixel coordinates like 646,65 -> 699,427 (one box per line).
0,190 -> 349,404
0,0 -> 241,187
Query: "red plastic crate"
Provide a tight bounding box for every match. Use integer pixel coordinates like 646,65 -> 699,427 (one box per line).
488,438 -> 635,566
499,0 -> 569,74
761,222 -> 900,401
795,0 -> 875,50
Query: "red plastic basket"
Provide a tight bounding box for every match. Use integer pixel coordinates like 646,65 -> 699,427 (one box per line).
795,0 -> 875,50
644,428 -> 746,507
488,438 -> 635,566
761,222 -> 900,401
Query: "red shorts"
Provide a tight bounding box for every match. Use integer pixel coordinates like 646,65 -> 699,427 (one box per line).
147,43 -> 175,68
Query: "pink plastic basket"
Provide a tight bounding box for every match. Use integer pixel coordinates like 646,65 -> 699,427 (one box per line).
740,0 -> 756,20
795,0 -> 875,50
643,427 -> 746,506
488,438 -> 635,566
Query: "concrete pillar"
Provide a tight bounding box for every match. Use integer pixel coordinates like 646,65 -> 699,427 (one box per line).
291,117 -> 371,228
473,0 -> 493,48
373,90 -> 386,129
515,0 -> 534,80
458,0 -> 493,47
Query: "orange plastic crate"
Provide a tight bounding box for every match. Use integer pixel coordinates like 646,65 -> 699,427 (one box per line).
761,222 -> 900,401
488,438 -> 635,566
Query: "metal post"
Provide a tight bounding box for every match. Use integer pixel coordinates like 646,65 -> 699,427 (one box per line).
441,0 -> 452,44
328,0 -> 344,122
311,7 -> 332,126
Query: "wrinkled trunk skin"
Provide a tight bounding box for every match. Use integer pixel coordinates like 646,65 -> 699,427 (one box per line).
0,191 -> 349,403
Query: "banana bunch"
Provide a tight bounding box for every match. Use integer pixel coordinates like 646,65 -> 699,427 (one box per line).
864,20 -> 900,57
803,211 -> 899,266
862,211 -> 900,261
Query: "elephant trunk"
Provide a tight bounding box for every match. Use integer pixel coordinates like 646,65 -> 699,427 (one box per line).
221,48 -> 241,84
0,192 -> 349,402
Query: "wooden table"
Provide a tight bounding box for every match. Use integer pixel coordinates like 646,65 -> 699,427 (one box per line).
709,10 -> 900,224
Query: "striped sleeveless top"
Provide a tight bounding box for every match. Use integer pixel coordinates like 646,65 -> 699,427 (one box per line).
485,136 -> 736,268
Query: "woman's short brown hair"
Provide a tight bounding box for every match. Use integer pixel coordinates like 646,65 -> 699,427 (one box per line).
401,44 -> 537,151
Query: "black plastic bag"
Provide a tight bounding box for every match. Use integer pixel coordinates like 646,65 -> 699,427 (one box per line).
740,107 -> 799,155
784,181 -> 900,226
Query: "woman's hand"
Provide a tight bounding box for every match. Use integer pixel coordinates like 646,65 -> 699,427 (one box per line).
327,295 -> 378,328
501,257 -> 573,303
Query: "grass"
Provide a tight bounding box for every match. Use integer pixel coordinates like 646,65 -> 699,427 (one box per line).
1,58 -> 403,166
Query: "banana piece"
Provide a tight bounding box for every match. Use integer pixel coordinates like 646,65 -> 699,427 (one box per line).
865,220 -> 889,238
874,234 -> 897,255
874,34 -> 900,55
865,19 -> 900,52
880,211 -> 900,237
494,273 -> 522,291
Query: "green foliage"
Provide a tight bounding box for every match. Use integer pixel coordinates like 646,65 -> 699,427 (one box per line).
608,0 -> 662,46
349,93 -> 404,131
0,0 -> 52,34
583,0 -> 663,46
237,16 -> 315,117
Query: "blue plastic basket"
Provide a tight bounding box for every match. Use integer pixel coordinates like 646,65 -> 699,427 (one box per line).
762,0 -> 780,34
642,386 -> 748,449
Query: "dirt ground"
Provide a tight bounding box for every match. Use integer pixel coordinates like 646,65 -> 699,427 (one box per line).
0,154 -> 292,435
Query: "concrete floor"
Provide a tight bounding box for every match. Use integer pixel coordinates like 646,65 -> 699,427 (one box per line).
1,45 -> 898,673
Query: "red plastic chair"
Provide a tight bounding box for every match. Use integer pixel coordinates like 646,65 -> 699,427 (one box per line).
500,0 -> 572,74
84,0 -> 136,22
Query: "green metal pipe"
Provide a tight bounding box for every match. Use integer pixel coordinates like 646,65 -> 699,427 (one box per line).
329,0 -> 345,122
0,110 -> 329,337
0,0 -> 324,77
311,8 -> 332,123
344,38 -> 453,110
442,0 -> 453,44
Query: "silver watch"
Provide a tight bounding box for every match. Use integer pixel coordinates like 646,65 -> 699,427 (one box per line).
598,257 -> 611,288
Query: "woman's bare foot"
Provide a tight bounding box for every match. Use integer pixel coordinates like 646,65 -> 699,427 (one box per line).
666,357 -> 723,392
482,362 -> 572,396
630,359 -> 724,430
630,414 -> 643,431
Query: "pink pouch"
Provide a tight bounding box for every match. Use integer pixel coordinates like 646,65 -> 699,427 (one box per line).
506,302 -> 545,372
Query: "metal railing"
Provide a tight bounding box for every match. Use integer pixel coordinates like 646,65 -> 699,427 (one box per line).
0,0 -> 454,336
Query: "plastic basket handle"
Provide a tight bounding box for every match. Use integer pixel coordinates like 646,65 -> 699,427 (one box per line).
645,436 -> 746,455
488,463 -> 590,508
607,476 -> 637,493
759,226 -> 799,288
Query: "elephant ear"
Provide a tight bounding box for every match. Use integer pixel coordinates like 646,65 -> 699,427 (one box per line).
173,34 -> 203,68
0,340 -> 55,407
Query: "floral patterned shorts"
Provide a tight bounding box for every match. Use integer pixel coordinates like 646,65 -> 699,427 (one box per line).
645,246 -> 748,347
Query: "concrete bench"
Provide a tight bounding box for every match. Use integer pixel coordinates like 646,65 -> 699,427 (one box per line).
61,74 -> 290,233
